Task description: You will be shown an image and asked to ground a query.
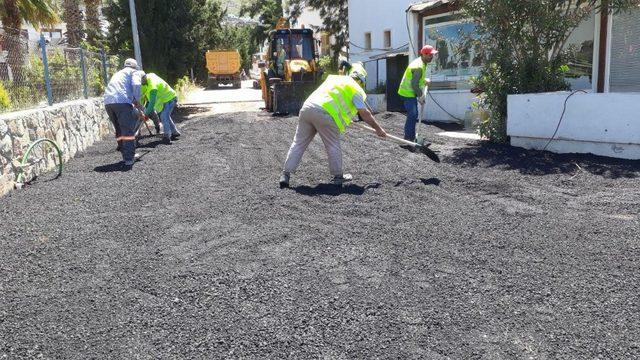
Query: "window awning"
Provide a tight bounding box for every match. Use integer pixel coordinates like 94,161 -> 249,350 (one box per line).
369,45 -> 409,60
406,0 -> 452,13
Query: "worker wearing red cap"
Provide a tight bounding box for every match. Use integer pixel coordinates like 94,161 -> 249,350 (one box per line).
397,45 -> 438,141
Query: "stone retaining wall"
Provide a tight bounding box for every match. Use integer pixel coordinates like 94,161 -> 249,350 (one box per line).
0,99 -> 112,196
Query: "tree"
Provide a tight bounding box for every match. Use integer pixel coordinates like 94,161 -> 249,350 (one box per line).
103,0 -> 204,85
0,0 -> 59,35
62,0 -> 83,46
239,0 -> 283,46
460,0 -> 640,142
83,0 -> 102,47
0,0 -> 58,80
288,0 -> 348,64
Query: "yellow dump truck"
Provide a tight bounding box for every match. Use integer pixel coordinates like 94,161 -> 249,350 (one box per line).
205,50 -> 242,89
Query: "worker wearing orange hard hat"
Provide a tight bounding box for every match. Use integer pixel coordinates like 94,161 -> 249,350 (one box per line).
397,45 -> 438,141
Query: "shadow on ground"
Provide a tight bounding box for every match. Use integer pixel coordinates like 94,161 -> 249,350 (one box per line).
292,183 -> 382,196
94,162 -> 130,173
174,106 -> 211,123
427,122 -> 465,131
445,142 -> 640,178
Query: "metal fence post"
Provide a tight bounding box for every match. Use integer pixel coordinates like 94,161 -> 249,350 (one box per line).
40,34 -> 53,106
80,48 -> 89,99
100,49 -> 109,86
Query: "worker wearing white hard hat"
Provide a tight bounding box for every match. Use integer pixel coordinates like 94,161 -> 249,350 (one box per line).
279,67 -> 386,188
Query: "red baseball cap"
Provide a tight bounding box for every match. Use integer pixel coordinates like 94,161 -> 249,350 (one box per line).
420,45 -> 438,55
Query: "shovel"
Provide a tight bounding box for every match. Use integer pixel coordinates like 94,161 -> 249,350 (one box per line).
353,122 -> 440,163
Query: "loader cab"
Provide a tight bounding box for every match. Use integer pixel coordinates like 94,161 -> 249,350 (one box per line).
268,29 -> 316,78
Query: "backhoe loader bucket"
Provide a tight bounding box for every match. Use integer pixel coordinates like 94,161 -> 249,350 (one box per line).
272,81 -> 319,116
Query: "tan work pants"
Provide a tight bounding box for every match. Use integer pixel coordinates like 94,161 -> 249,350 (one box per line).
283,106 -> 343,176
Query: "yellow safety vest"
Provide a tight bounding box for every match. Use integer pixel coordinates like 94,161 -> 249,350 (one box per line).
141,73 -> 177,113
397,58 -> 427,98
307,75 -> 367,133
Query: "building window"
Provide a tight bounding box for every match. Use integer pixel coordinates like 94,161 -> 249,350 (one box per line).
609,8 -> 640,92
423,14 -> 482,90
384,30 -> 391,49
364,32 -> 372,50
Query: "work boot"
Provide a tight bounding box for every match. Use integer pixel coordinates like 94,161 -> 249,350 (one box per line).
330,173 -> 353,186
162,136 -> 172,145
279,172 -> 290,189
134,153 -> 141,161
171,133 -> 181,141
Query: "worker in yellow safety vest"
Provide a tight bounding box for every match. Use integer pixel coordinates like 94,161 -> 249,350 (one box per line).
141,73 -> 181,145
397,45 -> 438,141
279,68 -> 387,188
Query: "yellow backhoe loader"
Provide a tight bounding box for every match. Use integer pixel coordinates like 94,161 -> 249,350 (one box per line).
260,18 -> 322,115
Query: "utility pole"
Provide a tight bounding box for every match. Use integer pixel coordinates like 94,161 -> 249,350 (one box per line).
129,0 -> 143,69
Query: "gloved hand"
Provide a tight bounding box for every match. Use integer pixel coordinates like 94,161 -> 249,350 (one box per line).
418,95 -> 426,105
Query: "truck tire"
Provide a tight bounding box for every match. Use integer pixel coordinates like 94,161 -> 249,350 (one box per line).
207,78 -> 219,90
233,81 -> 242,89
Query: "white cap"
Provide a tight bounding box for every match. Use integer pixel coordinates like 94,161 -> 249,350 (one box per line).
124,58 -> 138,69
350,71 -> 366,85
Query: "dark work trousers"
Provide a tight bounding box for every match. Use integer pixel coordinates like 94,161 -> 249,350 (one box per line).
105,103 -> 138,162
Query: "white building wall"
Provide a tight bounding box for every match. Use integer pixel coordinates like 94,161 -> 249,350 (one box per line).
348,0 -> 415,90
348,0 -> 475,121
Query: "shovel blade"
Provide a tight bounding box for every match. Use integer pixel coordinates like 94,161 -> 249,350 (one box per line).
419,145 -> 441,163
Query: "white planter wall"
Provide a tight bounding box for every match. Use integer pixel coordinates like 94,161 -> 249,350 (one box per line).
508,92 -> 640,159
424,90 -> 478,123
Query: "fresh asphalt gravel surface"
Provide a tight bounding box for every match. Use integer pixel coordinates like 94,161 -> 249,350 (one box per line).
1,107 -> 639,359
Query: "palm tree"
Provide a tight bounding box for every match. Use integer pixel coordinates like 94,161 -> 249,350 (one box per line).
1,0 -> 59,35
83,0 -> 101,46
1,0 -> 59,82
62,0 -> 83,46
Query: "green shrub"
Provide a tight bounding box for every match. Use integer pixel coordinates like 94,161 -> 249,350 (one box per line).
459,0 -> 638,142
175,76 -> 197,102
0,83 -> 10,110
318,55 -> 338,81
366,81 -> 386,95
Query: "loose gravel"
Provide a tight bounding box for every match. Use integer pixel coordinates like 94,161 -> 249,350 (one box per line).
1,108 -> 639,359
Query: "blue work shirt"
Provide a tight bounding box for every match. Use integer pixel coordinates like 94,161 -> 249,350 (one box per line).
104,67 -> 142,105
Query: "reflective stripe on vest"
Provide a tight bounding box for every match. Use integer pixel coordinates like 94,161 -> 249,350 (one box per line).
316,76 -> 366,133
397,58 -> 427,98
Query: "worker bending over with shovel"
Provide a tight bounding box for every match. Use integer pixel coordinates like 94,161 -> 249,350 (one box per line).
398,45 -> 437,141
140,73 -> 182,145
279,68 -> 387,188
103,58 -> 144,168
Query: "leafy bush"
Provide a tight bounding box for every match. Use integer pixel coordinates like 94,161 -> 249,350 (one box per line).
460,0 -> 639,142
175,76 -> 197,102
0,83 -> 10,110
366,81 -> 386,95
